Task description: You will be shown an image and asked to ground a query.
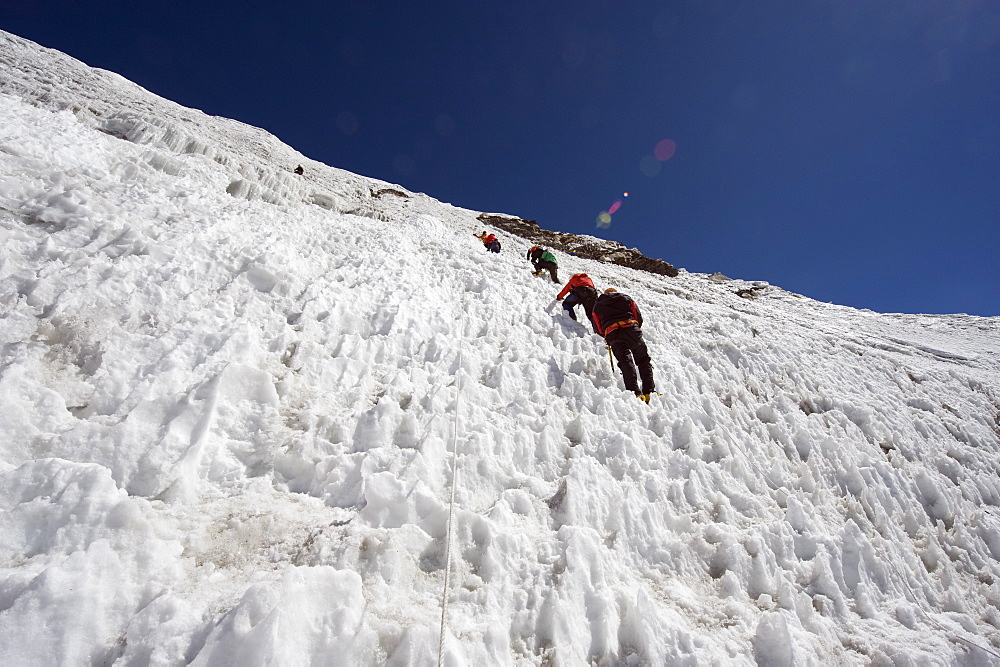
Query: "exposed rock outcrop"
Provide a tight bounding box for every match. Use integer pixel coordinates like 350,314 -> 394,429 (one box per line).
477,213 -> 680,277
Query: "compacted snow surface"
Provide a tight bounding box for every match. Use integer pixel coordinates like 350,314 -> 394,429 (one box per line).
2,31 -> 1000,665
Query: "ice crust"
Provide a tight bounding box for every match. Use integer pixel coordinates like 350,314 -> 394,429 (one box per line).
2,30 -> 1000,665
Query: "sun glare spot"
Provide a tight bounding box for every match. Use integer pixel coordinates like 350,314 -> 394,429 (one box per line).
640,155 -> 662,177
654,138 -> 677,161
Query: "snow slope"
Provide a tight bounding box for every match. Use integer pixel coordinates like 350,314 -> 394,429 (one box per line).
2,30 -> 1000,665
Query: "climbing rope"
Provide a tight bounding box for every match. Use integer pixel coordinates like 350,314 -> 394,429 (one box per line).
438,303 -> 466,666
853,499 -> 1000,660
886,549 -> 1000,660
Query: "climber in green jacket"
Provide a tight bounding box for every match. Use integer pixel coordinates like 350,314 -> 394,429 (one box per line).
526,245 -> 559,283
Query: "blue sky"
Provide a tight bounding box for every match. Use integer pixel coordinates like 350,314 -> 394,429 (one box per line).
3,1 -> 998,315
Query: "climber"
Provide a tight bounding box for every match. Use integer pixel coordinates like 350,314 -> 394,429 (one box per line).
526,245 -> 559,283
592,288 -> 656,402
474,231 -> 501,253
293,165 -> 304,175
556,273 -> 599,332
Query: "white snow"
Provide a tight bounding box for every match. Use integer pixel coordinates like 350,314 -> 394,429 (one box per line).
2,30 -> 1000,665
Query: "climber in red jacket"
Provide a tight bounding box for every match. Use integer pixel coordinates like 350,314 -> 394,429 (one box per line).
556,273 -> 599,332
474,231 -> 501,253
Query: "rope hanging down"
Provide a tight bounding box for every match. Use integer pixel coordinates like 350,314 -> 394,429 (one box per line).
857,498 -> 1000,661
438,305 -> 466,666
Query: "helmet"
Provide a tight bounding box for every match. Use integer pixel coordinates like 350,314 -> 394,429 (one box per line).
530,245 -> 539,252
604,288 -> 617,294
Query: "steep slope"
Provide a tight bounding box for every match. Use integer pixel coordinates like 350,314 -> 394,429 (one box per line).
2,31 -> 1000,665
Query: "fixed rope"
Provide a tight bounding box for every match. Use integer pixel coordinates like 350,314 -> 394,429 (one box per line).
438,304 -> 466,666
887,551 -> 1000,660
854,499 -> 1000,660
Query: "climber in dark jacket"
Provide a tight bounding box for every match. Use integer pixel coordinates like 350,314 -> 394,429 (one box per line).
526,246 -> 559,283
592,288 -> 655,402
556,273 -> 599,332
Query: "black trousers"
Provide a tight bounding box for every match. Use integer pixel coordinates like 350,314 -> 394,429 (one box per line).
535,260 -> 559,283
563,293 -> 598,331
607,327 -> 654,395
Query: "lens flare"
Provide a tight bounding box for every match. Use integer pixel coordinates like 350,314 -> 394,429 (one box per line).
597,212 -> 612,228
654,138 -> 677,161
640,155 -> 662,177
608,200 -> 622,215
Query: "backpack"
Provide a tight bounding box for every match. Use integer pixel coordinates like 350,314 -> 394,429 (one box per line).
593,292 -> 638,328
488,239 -> 501,253
572,285 -> 598,309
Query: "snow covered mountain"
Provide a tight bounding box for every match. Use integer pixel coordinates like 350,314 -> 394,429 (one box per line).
2,30 -> 1000,665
